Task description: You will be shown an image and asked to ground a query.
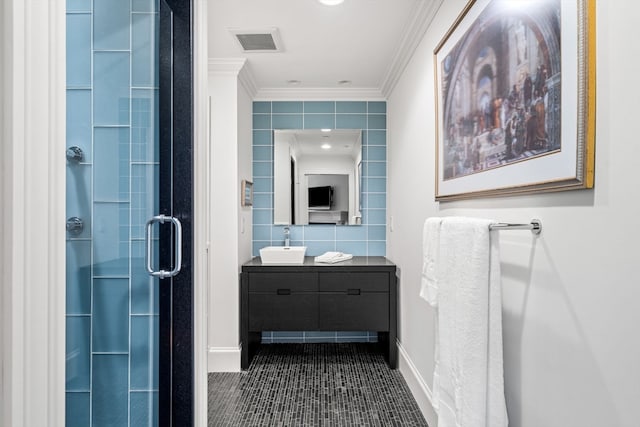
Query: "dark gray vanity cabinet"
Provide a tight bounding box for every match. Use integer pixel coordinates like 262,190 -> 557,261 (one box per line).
240,257 -> 397,370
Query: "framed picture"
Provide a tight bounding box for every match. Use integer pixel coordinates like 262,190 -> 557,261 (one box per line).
434,0 -> 595,201
241,180 -> 253,207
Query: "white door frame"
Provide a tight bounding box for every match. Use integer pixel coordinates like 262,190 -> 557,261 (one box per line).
0,0 -> 209,425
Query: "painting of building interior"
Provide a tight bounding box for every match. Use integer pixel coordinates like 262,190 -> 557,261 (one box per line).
440,0 -> 561,181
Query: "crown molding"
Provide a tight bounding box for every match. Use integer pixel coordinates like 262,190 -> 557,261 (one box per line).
253,86 -> 386,101
208,57 -> 258,98
380,0 -> 443,98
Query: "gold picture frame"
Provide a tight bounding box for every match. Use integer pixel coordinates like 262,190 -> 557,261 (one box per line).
434,0 -> 595,201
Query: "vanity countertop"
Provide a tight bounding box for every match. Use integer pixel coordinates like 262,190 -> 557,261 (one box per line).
243,256 -> 395,268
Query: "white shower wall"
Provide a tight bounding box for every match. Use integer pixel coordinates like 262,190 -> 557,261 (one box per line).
387,1 -> 640,426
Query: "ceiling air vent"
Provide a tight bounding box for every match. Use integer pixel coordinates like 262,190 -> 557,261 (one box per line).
229,28 -> 283,52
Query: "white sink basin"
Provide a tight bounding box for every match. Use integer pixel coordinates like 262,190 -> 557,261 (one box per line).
259,246 -> 307,264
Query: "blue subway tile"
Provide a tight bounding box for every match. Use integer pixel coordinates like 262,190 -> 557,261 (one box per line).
368,241 -> 386,256
336,101 -> 366,113
94,0 -> 130,50
368,114 -> 387,130
304,114 -> 335,129
253,161 -> 272,177
253,130 -> 272,145
366,162 -> 386,178
130,164 -> 159,239
253,241 -> 272,257
66,241 -> 91,314
92,355 -> 128,426
366,146 -> 387,161
304,241 -> 336,256
336,336 -> 370,343
364,209 -> 386,225
272,114 -> 303,129
304,101 -> 335,114
67,90 -> 92,161
367,130 -> 386,145
66,393 -> 90,427
253,193 -> 272,209
253,101 -> 271,114
272,101 -> 303,113
132,0 -> 158,12
336,114 -> 367,129
253,177 -> 272,193
253,225 -> 272,241
94,52 -> 130,126
335,241 -> 366,255
94,128 -> 130,202
368,225 -> 386,241
131,315 -> 159,390
132,89 -> 159,162
272,331 -> 303,338
252,114 -> 271,130
366,193 -> 386,209
67,0 -> 91,12
66,14 -> 91,87
92,279 -> 129,352
305,331 -> 336,339
130,392 -> 159,426
253,209 -> 272,225
132,13 -> 159,87
66,164 -> 92,239
336,226 -> 367,240
367,101 -> 386,113
253,145 -> 272,161
304,225 -> 335,240
92,205 -> 128,274
131,240 -> 159,314
366,177 -> 386,193
66,317 -> 90,390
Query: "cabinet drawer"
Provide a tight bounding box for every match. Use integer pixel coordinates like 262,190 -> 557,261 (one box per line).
248,294 -> 318,330
319,272 -> 389,293
318,294 -> 389,330
248,272 -> 317,293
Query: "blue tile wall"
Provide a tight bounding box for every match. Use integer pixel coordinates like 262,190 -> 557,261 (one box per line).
252,101 -> 387,258
66,3 -> 160,425
252,101 -> 387,343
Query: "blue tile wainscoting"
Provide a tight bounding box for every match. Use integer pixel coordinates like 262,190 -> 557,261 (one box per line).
252,101 -> 387,344
66,1 -> 159,426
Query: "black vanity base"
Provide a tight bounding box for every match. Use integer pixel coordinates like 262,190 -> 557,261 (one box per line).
240,256 -> 397,370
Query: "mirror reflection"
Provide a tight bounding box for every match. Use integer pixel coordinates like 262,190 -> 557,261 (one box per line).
273,129 -> 362,225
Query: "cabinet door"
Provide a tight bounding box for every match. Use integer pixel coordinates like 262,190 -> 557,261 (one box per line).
318,272 -> 389,292
318,293 -> 389,330
248,293 -> 318,330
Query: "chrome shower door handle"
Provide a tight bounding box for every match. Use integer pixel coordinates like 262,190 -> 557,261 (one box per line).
145,214 -> 183,279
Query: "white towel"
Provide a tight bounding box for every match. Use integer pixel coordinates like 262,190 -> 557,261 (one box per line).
430,217 -> 508,427
420,217 -> 442,306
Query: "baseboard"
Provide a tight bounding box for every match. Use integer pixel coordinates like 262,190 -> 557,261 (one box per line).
397,341 -> 438,427
207,346 -> 241,372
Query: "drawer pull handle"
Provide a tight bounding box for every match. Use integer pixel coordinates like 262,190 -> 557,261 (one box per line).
347,289 -> 361,295
277,289 -> 291,295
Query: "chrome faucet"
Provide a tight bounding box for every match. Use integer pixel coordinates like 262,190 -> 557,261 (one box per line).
284,226 -> 290,247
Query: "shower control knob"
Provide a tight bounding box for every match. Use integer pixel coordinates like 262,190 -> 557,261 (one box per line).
66,217 -> 84,235
66,146 -> 84,163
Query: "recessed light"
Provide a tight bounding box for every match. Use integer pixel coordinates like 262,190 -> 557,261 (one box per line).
321,143 -> 332,150
321,129 -> 331,132
338,80 -> 352,86
287,79 -> 301,86
318,0 -> 345,5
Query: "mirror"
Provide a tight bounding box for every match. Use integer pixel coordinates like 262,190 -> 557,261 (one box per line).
274,129 -> 363,225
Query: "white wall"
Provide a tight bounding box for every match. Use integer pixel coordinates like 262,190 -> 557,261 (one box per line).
207,59 -> 253,371
388,2 -> 640,426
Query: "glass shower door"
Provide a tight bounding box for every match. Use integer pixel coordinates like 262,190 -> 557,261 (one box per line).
65,1 -> 192,425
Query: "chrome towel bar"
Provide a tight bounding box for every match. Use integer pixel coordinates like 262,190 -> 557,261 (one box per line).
489,219 -> 542,235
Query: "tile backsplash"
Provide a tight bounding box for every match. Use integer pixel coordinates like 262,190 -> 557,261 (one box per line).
252,101 -> 387,258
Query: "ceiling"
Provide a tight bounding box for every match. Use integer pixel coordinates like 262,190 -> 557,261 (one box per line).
208,0 -> 442,99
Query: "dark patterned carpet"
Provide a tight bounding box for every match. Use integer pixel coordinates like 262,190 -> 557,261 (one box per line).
208,343 -> 428,426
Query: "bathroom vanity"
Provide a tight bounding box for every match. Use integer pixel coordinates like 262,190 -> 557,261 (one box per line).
240,256 -> 397,369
